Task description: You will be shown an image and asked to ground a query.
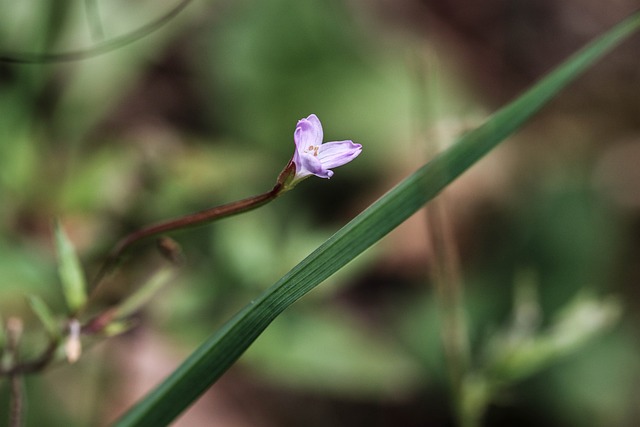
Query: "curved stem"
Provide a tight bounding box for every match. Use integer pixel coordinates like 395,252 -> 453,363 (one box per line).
1,340 -> 59,376
90,183 -> 284,291
0,0 -> 194,64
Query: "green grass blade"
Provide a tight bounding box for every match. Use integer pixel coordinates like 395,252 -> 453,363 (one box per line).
114,12 -> 640,427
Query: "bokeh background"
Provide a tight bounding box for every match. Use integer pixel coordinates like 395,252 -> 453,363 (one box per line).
0,0 -> 639,426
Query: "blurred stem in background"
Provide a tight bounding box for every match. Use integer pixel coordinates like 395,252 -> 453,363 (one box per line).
6,318 -> 25,427
426,197 -> 473,426
0,0 -> 194,64
412,50 -> 474,426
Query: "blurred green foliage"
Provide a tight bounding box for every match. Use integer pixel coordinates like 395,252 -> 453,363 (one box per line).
0,1 -> 638,427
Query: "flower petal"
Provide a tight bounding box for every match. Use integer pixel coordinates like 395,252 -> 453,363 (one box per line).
316,140 -> 363,169
296,152 -> 333,179
294,114 -> 323,152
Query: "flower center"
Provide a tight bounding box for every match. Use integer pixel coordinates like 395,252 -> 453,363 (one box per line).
305,145 -> 320,157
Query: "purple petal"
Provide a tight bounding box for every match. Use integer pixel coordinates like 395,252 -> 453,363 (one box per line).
294,114 -> 323,151
316,140 -> 362,169
296,152 -> 333,179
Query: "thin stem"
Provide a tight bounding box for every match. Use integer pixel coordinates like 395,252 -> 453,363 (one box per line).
90,182 -> 284,292
9,375 -> 24,427
0,0 -> 194,64
0,340 -> 59,376
411,50 -> 474,426
6,318 -> 25,427
425,198 -> 470,411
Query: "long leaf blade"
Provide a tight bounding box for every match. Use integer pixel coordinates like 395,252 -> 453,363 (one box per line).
114,12 -> 640,427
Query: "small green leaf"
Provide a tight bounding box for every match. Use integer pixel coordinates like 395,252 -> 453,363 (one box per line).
27,295 -> 60,340
484,292 -> 621,383
548,292 -> 621,353
54,220 -> 88,314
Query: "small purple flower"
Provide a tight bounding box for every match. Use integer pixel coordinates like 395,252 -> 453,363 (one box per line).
291,114 -> 362,182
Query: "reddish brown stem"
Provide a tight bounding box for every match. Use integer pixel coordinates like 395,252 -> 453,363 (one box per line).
90,183 -> 284,291
1,340 -> 59,376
